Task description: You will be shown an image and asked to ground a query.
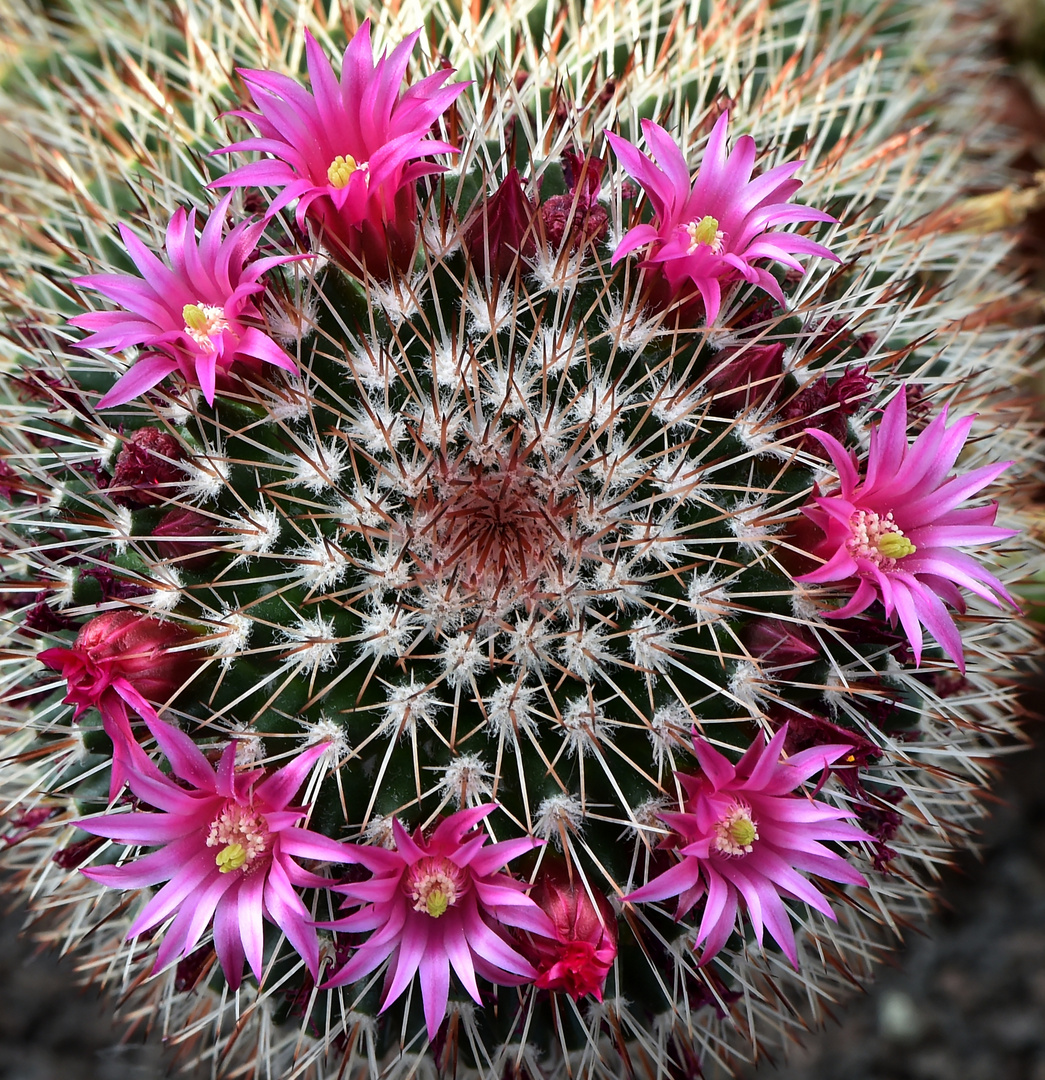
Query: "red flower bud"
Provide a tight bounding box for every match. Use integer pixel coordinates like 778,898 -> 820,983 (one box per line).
521,861 -> 618,1001
109,427 -> 186,507
154,507 -> 219,570
705,342 -> 785,415
464,168 -> 537,284
38,611 -> 199,799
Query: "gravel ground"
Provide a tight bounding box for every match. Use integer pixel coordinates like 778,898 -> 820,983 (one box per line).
0,741 -> 1043,1080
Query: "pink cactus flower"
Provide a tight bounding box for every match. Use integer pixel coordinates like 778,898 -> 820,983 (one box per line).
70,193 -> 299,408
625,726 -> 867,967
212,22 -> 466,276
797,385 -> 1017,671
606,113 -> 838,323
75,719 -> 347,989
39,611 -> 198,800
518,859 -> 618,1001
323,804 -> 554,1041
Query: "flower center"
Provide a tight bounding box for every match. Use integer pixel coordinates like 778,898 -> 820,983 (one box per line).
685,215 -> 724,254
846,509 -> 916,568
206,801 -> 270,874
182,303 -> 229,351
406,855 -> 467,918
327,154 -> 370,189
712,802 -> 758,856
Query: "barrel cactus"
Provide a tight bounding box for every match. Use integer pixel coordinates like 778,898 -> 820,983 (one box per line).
0,0 -> 1039,1077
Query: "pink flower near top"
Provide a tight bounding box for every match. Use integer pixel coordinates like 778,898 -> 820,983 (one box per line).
323,804 -> 554,1041
76,720 -> 347,989
38,611 -> 198,800
606,114 -> 838,324
625,726 -> 867,967
70,193 -> 300,407
797,385 -> 1017,671
212,22 -> 466,276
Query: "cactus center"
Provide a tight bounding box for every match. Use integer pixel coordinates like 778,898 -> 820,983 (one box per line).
406,856 -> 467,917
846,509 -> 916,567
207,801 -> 270,874
404,443 -> 590,614
685,215 -> 725,254
712,802 -> 759,856
327,154 -> 369,189
182,303 -> 229,350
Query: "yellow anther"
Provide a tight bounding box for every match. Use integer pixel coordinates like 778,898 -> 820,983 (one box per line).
877,532 -> 916,560
425,889 -> 449,918
689,215 -> 722,248
327,154 -> 359,189
728,818 -> 757,849
216,843 -> 247,873
182,304 -> 209,332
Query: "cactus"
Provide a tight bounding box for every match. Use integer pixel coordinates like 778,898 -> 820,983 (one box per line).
0,0 -> 1040,1077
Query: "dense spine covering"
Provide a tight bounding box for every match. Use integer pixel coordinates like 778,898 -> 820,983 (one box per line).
0,1 -> 1040,1078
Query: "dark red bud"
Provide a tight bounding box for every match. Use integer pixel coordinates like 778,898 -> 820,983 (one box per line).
705,343 -> 786,414
110,427 -> 186,507
464,168 -> 537,283
154,507 -> 219,570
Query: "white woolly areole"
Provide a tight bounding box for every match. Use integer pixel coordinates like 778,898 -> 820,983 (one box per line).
630,614 -> 677,674
730,659 -> 767,718
559,697 -> 609,756
144,564 -> 183,614
293,536 -> 349,591
534,793 -> 585,845
108,504 -> 133,555
688,571 -> 732,624
303,716 -> 351,763
290,438 -> 347,493
380,679 -> 444,739
210,611 -> 252,667
179,454 -> 231,503
280,615 -> 338,673
559,624 -> 616,682
439,754 -> 493,807
229,503 -> 281,557
648,703 -> 690,768
485,681 -> 539,747
728,497 -> 779,551
358,602 -> 415,661
440,631 -> 489,689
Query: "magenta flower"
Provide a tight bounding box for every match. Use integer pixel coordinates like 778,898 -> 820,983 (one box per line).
76,720 -> 347,988
70,193 -> 299,408
323,804 -> 554,1041
212,22 -> 466,276
39,611 -> 198,800
606,114 -> 838,323
625,726 -> 867,966
797,385 -> 1017,671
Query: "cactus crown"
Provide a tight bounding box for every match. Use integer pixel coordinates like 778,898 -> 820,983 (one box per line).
0,0 -> 1039,1077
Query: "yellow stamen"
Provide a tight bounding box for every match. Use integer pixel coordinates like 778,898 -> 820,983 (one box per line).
689,215 -> 722,248
182,304 -> 209,332
728,818 -> 757,849
877,532 -> 916,560
425,890 -> 450,918
216,843 -> 247,873
327,154 -> 359,189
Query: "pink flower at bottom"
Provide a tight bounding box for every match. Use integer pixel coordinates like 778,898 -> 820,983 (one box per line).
625,726 -> 867,967
797,385 -> 1018,671
76,719 -> 348,988
323,805 -> 554,1041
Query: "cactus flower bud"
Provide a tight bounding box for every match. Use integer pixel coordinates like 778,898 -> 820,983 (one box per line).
522,860 -> 618,1001
153,507 -> 219,569
39,611 -> 198,798
465,168 -> 538,284
109,427 -> 186,507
